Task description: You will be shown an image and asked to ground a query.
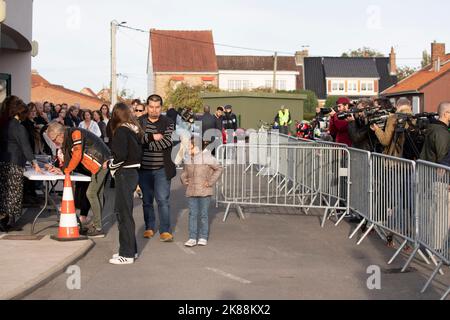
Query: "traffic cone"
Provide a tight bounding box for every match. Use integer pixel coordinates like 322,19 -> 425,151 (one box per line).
51,174 -> 86,241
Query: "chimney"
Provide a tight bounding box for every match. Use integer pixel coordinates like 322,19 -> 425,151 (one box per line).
295,49 -> 309,67
389,47 -> 397,76
431,41 -> 445,72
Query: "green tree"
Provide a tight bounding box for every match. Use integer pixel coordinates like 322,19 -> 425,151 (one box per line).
421,50 -> 431,68
165,83 -> 221,113
325,96 -> 339,108
397,66 -> 417,81
341,47 -> 384,58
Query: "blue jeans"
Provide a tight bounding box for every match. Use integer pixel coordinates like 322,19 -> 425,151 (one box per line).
188,197 -> 211,240
139,168 -> 172,233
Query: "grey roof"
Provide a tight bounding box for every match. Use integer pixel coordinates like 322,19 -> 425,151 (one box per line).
304,57 -> 398,100
375,57 -> 398,92
304,57 -> 326,99
323,57 -> 380,78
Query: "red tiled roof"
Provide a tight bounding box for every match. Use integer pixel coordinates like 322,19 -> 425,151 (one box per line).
31,72 -> 50,87
150,29 -> 218,73
383,54 -> 450,95
31,73 -> 106,110
217,55 -> 299,72
80,87 -> 97,97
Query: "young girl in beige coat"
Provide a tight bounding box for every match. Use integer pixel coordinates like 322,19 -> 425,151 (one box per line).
181,140 -> 223,247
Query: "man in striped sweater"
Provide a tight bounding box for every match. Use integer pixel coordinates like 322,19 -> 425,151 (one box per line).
139,95 -> 177,242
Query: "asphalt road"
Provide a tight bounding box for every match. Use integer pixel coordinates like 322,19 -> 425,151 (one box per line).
24,174 -> 450,300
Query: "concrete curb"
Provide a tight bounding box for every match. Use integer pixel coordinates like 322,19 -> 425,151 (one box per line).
2,237 -> 95,300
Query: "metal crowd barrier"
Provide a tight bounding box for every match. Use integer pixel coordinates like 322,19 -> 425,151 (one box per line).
347,148 -> 372,236
406,161 -> 449,300
216,142 -> 350,225
216,132 -> 449,299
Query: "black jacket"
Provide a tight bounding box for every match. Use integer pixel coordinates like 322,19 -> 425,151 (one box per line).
109,124 -> 142,173
348,119 -> 378,152
223,112 -> 238,130
0,118 -> 36,167
441,150 -> 450,167
139,115 -> 177,180
64,115 -> 81,128
21,119 -> 36,153
166,108 -> 179,129
201,112 -> 220,135
63,128 -> 111,171
420,120 -> 450,164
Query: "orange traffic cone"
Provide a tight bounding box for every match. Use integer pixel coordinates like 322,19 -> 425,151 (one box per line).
51,174 -> 86,241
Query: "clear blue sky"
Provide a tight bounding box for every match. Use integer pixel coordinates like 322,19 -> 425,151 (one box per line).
32,0 -> 450,100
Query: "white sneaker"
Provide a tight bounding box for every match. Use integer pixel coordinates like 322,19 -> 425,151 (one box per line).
113,253 -> 139,260
184,239 -> 197,247
109,256 -> 134,265
198,239 -> 208,246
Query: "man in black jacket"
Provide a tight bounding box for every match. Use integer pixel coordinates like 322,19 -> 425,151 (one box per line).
215,106 -> 224,131
200,105 -> 221,138
223,105 -> 238,131
139,94 -> 176,242
348,99 -> 379,152
420,101 -> 450,164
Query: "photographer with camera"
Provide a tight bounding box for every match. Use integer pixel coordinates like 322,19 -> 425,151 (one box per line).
329,97 -> 352,147
370,98 -> 413,158
420,101 -> 450,164
347,99 -> 381,152
370,98 -> 415,250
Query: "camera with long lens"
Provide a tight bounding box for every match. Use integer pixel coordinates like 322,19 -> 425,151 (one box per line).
395,112 -> 438,132
319,106 -> 338,115
337,108 -> 360,120
367,110 -> 390,130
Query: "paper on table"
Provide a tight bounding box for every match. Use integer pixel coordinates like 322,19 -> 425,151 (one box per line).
24,168 -> 91,182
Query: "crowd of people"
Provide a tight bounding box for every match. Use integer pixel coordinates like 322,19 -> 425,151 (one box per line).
1,92 -> 449,263
0,95 -> 230,265
314,96 -> 450,248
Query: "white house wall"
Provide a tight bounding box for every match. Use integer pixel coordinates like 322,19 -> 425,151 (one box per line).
219,70 -> 298,91
0,0 -> 33,102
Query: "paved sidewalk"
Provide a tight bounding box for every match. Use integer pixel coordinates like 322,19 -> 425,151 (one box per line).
0,234 -> 94,300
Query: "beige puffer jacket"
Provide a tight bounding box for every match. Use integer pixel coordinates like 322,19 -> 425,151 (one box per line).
180,151 -> 223,197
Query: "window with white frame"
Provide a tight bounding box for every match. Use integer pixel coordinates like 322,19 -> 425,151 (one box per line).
348,81 -> 358,92
361,81 -> 374,92
331,80 -> 345,93
228,80 -> 252,91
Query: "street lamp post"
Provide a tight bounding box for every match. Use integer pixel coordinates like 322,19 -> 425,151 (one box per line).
110,20 -> 127,111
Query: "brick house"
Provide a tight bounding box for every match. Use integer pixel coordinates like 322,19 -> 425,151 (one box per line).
302,49 -> 398,105
147,29 -> 218,99
31,71 -> 106,110
217,55 -> 302,91
382,42 -> 450,113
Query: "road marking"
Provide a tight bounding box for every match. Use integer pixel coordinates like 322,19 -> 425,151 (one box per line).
175,242 -> 196,255
206,267 -> 251,284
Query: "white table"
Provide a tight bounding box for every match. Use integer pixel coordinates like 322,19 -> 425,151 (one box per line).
24,168 -> 91,235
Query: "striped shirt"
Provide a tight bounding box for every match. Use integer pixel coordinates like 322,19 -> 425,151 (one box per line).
141,118 -> 174,170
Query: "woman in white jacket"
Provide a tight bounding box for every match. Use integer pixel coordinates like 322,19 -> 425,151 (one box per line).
79,110 -> 102,138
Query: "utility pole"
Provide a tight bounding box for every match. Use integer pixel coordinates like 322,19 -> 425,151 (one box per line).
110,20 -> 118,111
272,51 -> 278,94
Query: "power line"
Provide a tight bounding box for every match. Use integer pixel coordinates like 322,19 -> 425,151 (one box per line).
118,24 -> 294,55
